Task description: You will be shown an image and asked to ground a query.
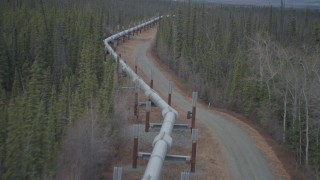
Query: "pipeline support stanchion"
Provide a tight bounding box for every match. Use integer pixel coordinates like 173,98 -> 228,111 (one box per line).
191,129 -> 198,172
150,68 -> 154,89
132,125 -> 139,168
181,170 -> 190,180
104,16 -> 182,180
145,101 -> 151,132
191,92 -> 198,130
135,58 -> 138,74
134,83 -> 139,117
168,81 -> 172,106
113,167 -> 122,180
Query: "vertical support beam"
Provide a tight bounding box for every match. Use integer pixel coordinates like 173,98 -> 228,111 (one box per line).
145,101 -> 151,132
168,81 -> 172,106
191,92 -> 198,130
134,57 -> 139,116
191,142 -> 197,172
113,167 -> 122,180
135,65 -> 138,74
132,125 -> 139,168
134,83 -> 139,117
191,129 -> 198,173
150,68 -> 154,89
135,58 -> 138,74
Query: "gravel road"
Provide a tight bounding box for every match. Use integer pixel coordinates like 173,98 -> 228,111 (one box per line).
124,32 -> 275,179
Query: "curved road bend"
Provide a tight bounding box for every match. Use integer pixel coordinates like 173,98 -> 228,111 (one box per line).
122,30 -> 276,180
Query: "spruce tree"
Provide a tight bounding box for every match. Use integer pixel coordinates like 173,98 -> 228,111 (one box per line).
175,7 -> 184,60
0,87 -> 7,179
228,49 -> 243,106
5,98 -> 26,180
70,90 -> 82,124
98,59 -> 115,124
26,101 -> 47,180
78,40 -> 97,108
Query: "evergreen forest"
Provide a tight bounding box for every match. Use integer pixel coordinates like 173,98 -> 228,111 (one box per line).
0,0 -> 168,179
1,0 -> 320,179
155,1 -> 320,175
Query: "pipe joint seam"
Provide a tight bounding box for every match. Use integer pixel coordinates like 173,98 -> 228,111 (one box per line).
161,108 -> 178,119
152,132 -> 173,148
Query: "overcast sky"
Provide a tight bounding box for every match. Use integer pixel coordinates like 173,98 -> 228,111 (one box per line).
191,0 -> 320,8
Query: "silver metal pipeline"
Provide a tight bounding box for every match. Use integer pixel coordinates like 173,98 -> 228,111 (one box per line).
103,16 -> 178,180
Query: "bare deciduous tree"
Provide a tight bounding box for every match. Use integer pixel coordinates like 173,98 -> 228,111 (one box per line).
54,92 -> 130,180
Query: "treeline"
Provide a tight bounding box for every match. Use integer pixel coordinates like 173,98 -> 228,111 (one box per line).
155,2 -> 320,175
0,0 -> 169,179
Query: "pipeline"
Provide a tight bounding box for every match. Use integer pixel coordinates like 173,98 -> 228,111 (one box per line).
103,16 -> 178,180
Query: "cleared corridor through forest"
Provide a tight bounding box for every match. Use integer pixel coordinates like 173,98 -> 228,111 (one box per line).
122,27 -> 287,179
